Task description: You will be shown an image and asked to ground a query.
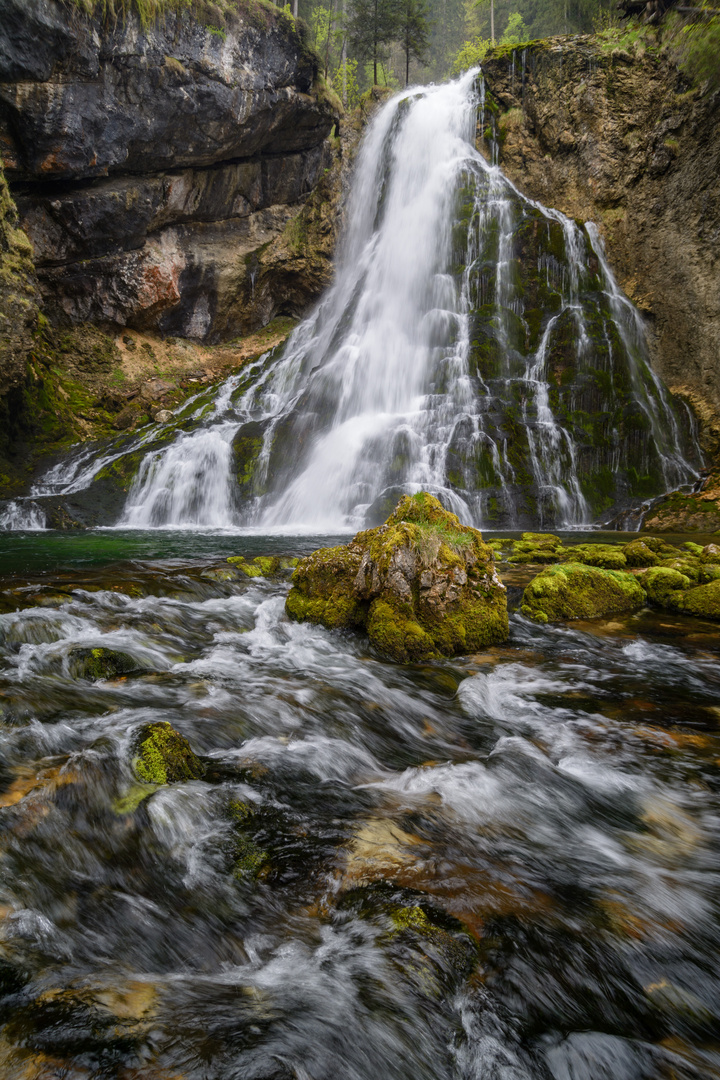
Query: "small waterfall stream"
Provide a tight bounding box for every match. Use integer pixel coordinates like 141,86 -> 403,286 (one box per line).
7,69 -> 701,532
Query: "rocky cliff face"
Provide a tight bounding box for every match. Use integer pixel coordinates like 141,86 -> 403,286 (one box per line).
0,0 -> 340,341
0,160 -> 38,394
480,37 -> 720,455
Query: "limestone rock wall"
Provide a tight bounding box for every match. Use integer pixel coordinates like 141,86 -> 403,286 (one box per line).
480,38 -> 720,453
0,0 -> 340,341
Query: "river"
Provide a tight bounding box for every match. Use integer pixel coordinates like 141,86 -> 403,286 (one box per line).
1,528 -> 719,1079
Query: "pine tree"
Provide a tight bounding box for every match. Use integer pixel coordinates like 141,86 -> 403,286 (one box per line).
397,0 -> 430,83
348,0 -> 399,84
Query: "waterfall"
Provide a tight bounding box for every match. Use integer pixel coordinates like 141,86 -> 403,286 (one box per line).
34,69 -> 700,532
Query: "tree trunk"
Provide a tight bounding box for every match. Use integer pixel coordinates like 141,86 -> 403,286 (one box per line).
490,0 -> 495,43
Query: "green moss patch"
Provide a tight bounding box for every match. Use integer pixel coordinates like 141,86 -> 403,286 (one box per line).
133,721 -> 206,785
68,646 -> 144,681
521,562 -> 646,623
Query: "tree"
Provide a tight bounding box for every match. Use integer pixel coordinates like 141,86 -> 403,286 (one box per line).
397,0 -> 430,83
450,34 -> 490,71
348,0 -> 399,84
500,10 -> 529,40
476,0 -> 496,42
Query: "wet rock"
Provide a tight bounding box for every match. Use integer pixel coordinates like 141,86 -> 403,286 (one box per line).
481,41 -> 720,461
670,579 -> 720,621
228,799 -> 269,881
637,566 -> 692,607
521,563 -> 645,623
286,493 -> 508,662
68,646 -> 144,681
623,539 -> 661,567
153,409 -> 173,423
507,532 -> 563,564
227,555 -> 299,578
561,543 -> 627,571
132,721 -> 206,786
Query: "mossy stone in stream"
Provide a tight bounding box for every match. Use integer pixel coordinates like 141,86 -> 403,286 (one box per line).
637,566 -> 692,607
560,544 -> 627,570
623,539 -> 662,567
286,543 -> 368,629
668,578 -> 720,621
521,563 -> 645,623
228,799 -> 269,880
656,556 -> 702,582
227,555 -> 299,578
286,493 -> 508,661
69,646 -> 143,681
507,532 -> 563,564
133,721 -> 206,785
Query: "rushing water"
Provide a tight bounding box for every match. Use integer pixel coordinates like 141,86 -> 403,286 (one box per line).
1,532 -> 719,1078
110,70 -> 699,533
2,70 -> 701,536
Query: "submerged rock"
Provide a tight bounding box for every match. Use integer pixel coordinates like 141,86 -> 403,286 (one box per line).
68,646 -> 144,681
286,493 -> 508,662
133,722 -> 205,786
521,563 -> 646,623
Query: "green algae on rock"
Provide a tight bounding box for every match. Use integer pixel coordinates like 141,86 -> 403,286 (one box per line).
133,721 -> 206,785
507,532 -> 563,564
637,566 -> 692,607
638,568 -> 720,621
286,493 -> 508,662
228,799 -> 269,881
520,563 -> 646,624
560,543 -> 627,570
227,555 -> 299,578
68,646 -> 144,681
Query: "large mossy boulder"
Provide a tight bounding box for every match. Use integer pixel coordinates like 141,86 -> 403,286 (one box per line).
520,562 -> 646,623
638,568 -> 720,621
286,493 -> 508,662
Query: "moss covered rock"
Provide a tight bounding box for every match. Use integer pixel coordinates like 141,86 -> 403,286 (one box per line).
521,562 -> 646,623
286,493 -> 508,661
133,721 -> 206,786
560,543 -> 627,570
228,799 -> 268,881
228,555 -> 300,578
623,539 -> 661,567
507,532 -> 563,564
637,566 -> 692,607
69,646 -> 144,681
671,579 -> 720,621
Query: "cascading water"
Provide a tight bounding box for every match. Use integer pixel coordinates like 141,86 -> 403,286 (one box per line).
26,68 -> 702,531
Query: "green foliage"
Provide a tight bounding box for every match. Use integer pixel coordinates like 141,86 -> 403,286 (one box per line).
499,10 -> 528,42
397,0 -> 431,83
332,57 -> 362,108
671,9 -> 720,91
451,34 -> 491,71
348,0 -> 399,82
